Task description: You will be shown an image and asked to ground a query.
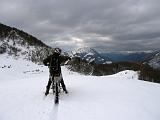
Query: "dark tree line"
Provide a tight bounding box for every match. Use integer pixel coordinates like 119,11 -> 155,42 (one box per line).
139,64 -> 160,83
68,57 -> 160,83
68,57 -> 94,75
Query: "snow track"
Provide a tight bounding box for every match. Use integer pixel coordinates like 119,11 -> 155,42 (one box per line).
49,104 -> 59,120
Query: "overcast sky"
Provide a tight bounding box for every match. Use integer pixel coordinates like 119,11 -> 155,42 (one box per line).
0,0 -> 160,52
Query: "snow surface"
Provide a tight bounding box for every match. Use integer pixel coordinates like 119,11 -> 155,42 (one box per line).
0,55 -> 160,120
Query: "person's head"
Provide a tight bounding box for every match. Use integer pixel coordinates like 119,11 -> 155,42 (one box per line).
53,48 -> 61,55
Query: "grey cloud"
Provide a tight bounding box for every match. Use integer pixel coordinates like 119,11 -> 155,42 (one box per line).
0,0 -> 160,52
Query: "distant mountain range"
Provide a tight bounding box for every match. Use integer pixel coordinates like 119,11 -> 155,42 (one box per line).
100,51 -> 153,62
69,47 -> 112,64
101,51 -> 160,70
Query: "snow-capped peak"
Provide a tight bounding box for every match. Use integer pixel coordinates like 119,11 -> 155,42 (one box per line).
70,47 -> 112,64
71,46 -> 96,55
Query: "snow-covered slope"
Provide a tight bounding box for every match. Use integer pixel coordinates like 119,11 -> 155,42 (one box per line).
70,47 -> 112,64
147,51 -> 160,69
0,23 -> 52,63
0,55 -> 160,120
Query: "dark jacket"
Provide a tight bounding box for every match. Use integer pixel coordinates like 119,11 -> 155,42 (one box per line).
43,53 -> 71,75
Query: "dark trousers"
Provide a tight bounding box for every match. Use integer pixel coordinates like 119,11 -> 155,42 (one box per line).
46,74 -> 67,93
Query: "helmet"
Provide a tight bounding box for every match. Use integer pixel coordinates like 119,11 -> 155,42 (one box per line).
54,48 -> 61,54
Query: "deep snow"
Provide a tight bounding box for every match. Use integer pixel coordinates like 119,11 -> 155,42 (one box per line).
0,55 -> 160,120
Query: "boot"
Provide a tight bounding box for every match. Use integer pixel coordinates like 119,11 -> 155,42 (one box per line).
60,78 -> 68,94
45,79 -> 52,96
64,89 -> 68,94
45,87 -> 49,96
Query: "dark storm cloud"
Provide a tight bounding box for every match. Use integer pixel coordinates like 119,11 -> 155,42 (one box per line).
0,0 -> 160,52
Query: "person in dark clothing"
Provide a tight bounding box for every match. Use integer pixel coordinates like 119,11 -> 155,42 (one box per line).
43,48 -> 71,96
